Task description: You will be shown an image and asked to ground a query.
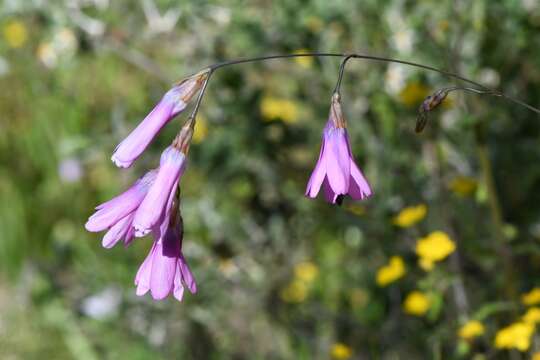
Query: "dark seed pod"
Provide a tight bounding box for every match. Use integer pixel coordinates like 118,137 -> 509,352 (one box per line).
415,89 -> 449,133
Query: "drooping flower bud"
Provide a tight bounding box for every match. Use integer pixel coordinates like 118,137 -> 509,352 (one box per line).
111,69 -> 209,168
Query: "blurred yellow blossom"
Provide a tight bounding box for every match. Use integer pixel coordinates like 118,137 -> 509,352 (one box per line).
533,352 -> 540,360
458,320 -> 485,340
399,82 -> 429,107
260,96 -> 299,123
415,231 -> 456,269
522,307 -> 540,324
393,204 -> 427,228
450,176 -> 478,197
294,261 -> 319,283
294,49 -> 314,68
494,322 -> 534,351
280,280 -> 307,303
3,20 -> 28,48
522,288 -> 540,306
193,115 -> 209,144
403,291 -> 430,316
331,343 -> 352,360
376,256 -> 406,287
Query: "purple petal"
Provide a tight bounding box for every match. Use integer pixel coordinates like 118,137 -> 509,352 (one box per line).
111,88 -> 187,168
86,170 -> 156,232
305,138 -> 327,198
123,226 -> 135,247
178,254 -> 197,294
322,178 -> 337,204
102,213 -> 134,248
149,240 -> 177,300
135,243 -> 155,296
348,159 -> 372,200
86,187 -> 143,232
133,147 -> 185,236
173,269 -> 185,301
324,128 -> 350,195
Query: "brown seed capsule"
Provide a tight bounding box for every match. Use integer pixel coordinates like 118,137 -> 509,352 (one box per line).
415,89 -> 449,133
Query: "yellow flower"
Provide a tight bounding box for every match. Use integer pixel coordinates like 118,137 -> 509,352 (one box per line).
458,320 -> 485,340
260,96 -> 299,123
403,291 -> 430,316
294,48 -> 314,68
331,343 -> 352,360
3,20 -> 27,48
294,261 -> 319,283
450,176 -> 478,197
494,322 -> 534,351
192,115 -> 209,144
416,231 -> 456,264
399,82 -> 430,107
522,307 -> 540,324
376,256 -> 406,287
280,280 -> 307,303
522,288 -> 540,306
533,352 -> 540,360
393,204 -> 427,228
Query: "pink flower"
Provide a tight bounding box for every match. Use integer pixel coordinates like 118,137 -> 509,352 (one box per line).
111,70 -> 209,168
85,170 -> 157,240
133,146 -> 186,237
135,214 -> 197,301
305,94 -> 372,204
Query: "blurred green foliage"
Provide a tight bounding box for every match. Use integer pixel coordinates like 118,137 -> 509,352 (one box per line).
1,0 -> 540,359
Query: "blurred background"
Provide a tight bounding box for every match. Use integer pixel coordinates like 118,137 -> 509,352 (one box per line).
1,0 -> 540,359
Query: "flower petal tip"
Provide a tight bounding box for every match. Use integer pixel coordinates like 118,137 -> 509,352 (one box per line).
134,227 -> 151,237
111,154 -> 132,169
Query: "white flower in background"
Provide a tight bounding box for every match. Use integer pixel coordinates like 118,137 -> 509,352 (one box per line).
478,68 -> 500,87
0,56 -> 10,77
521,0 -> 537,12
384,3 -> 406,31
392,28 -> 415,54
58,157 -> 83,183
461,33 -> 480,58
37,28 -> 78,69
37,42 -> 58,68
142,0 -> 181,35
81,287 -> 121,320
208,6 -> 232,26
385,63 -> 409,95
52,28 -> 78,56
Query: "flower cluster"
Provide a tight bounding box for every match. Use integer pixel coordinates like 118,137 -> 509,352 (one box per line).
86,69 -> 374,300
86,69 -> 209,301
